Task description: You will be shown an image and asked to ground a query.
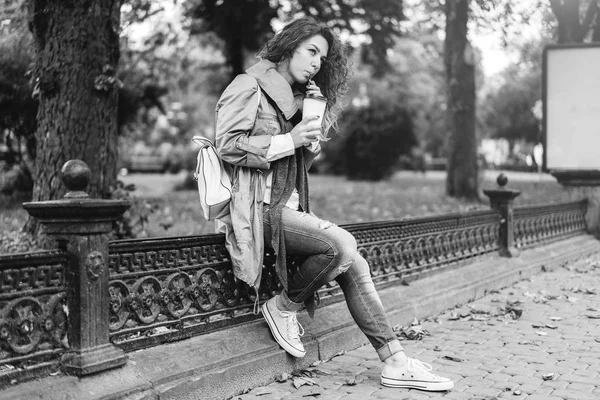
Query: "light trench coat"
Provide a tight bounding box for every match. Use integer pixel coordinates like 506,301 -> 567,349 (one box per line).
214,59 -> 321,294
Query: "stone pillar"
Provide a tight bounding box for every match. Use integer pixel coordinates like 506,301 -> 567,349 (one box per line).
483,173 -> 522,258
23,160 -> 131,376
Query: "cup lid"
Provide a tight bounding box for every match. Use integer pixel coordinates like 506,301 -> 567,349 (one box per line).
305,93 -> 327,101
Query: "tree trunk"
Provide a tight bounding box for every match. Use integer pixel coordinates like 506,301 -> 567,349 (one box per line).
227,34 -> 245,82
26,0 -> 120,235
444,0 -> 478,199
549,0 -> 600,43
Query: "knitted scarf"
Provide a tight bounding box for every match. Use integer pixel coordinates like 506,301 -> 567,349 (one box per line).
268,99 -> 310,292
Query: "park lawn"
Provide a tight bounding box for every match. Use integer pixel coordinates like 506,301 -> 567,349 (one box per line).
0,171 -> 581,250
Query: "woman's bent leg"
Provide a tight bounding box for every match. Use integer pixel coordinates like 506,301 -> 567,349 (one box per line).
334,254 -> 404,361
337,254 -> 454,391
262,209 -> 455,390
263,207 -> 357,304
261,207 -> 356,358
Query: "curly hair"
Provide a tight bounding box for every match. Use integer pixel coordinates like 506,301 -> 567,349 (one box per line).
257,17 -> 352,136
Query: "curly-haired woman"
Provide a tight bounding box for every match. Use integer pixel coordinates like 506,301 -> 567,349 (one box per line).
214,17 -> 453,392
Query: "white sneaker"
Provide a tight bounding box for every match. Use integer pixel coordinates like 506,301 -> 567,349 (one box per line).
381,358 -> 454,391
261,297 -> 306,358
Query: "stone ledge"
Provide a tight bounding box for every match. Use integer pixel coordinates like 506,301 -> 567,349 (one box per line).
2,235 -> 599,400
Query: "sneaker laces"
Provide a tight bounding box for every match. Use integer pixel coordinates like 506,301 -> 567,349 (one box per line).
407,358 -> 442,379
280,310 -> 304,340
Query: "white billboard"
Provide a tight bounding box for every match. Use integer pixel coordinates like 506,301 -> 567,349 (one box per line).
543,44 -> 600,172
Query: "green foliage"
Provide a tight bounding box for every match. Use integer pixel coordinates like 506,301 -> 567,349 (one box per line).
0,163 -> 33,196
480,37 -> 547,145
185,0 -> 405,81
481,74 -> 541,145
109,180 -> 172,239
0,226 -> 47,254
323,98 -> 416,181
0,26 -> 37,172
185,0 -> 278,79
385,36 -> 447,157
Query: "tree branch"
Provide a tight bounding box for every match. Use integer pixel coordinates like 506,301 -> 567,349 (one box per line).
578,0 -> 599,41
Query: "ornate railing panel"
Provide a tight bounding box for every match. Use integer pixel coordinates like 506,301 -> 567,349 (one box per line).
344,210 -> 499,283
108,235 -> 294,350
0,250 -> 68,379
514,200 -> 587,249
108,210 -> 499,351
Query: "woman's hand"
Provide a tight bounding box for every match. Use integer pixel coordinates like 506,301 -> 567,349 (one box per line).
290,115 -> 321,148
306,79 -> 323,97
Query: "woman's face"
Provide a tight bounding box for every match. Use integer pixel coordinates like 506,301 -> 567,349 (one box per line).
280,34 -> 329,85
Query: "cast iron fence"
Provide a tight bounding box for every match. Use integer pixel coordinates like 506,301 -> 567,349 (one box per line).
0,160 -> 590,385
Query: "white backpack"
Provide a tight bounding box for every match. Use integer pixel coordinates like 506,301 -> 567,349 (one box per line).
192,83 -> 262,221
192,136 -> 232,221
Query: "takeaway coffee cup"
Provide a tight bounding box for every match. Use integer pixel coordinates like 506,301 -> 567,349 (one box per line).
303,93 -> 327,126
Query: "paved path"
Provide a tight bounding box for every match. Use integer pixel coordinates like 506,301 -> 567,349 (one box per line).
230,255 -> 600,400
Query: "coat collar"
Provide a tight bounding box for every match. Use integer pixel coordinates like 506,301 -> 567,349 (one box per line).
246,59 -> 299,120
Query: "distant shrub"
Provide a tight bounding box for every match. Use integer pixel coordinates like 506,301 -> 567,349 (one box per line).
174,171 -> 197,191
322,99 -> 417,181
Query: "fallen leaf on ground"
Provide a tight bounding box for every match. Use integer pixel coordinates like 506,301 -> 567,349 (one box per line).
586,314 -> 600,319
253,387 -> 273,396
393,319 -> 430,340
293,376 -> 317,389
518,340 -> 539,346
570,286 -> 597,295
503,301 -> 524,319
545,324 -> 558,329
566,295 -> 579,304
442,355 -> 463,362
448,312 -> 460,320
542,373 -> 555,381
301,387 -> 322,397
343,375 -> 367,386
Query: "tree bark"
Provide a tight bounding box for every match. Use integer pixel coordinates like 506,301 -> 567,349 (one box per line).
444,0 -> 478,199
26,0 -> 120,234
549,0 -> 600,43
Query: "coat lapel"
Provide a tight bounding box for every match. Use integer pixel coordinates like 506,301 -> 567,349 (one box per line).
246,60 -> 300,120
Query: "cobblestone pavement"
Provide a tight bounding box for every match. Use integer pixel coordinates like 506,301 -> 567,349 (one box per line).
231,255 -> 600,400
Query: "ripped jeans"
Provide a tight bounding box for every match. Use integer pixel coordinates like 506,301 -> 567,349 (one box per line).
263,206 -> 403,361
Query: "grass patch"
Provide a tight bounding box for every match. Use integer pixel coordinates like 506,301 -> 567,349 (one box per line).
0,171 -> 585,253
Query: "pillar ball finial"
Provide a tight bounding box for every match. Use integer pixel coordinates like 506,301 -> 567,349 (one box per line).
61,160 -> 91,193
497,173 -> 508,187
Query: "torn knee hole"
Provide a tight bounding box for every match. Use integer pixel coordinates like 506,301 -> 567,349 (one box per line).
336,259 -> 353,274
318,219 -> 335,229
